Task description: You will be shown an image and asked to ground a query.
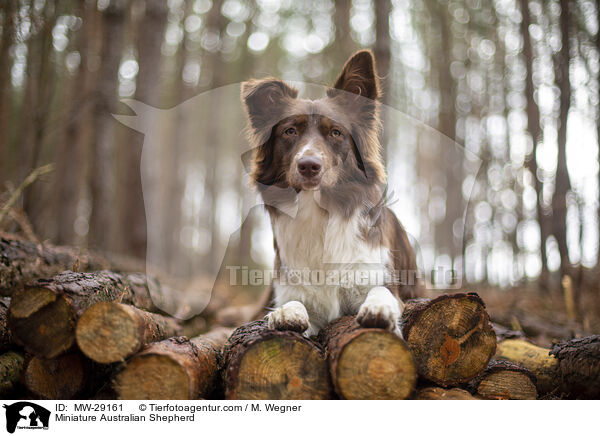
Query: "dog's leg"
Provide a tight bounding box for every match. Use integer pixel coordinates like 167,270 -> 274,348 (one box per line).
356,286 -> 403,334
267,300 -> 310,334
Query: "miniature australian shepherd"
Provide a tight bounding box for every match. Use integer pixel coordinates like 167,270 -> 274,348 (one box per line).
242,50 -> 418,336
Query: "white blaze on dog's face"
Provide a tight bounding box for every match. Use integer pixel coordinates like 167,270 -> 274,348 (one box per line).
241,50 -> 387,207
274,112 -> 353,191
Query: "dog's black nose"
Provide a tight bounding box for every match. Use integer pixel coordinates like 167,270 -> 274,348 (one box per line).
297,157 -> 322,178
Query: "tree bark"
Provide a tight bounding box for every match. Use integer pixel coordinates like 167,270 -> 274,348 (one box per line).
317,316 -> 416,399
0,0 -> 16,184
374,0 -> 391,164
88,0 -> 126,251
8,271 -> 165,358
118,0 -> 168,259
55,1 -> 97,245
550,335 -> 600,399
0,235 -> 109,296
0,350 -> 25,395
76,302 -> 182,363
552,0 -> 573,274
468,359 -> 538,400
401,293 -> 496,386
223,320 -> 332,400
520,0 -> 550,283
114,328 -> 232,400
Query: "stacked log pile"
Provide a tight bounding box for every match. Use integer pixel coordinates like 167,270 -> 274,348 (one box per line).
0,235 -> 599,399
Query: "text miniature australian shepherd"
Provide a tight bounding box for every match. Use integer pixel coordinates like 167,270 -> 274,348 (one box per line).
242,50 -> 418,336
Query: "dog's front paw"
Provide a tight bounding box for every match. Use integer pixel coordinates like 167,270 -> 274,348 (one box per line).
267,301 -> 310,333
356,299 -> 400,331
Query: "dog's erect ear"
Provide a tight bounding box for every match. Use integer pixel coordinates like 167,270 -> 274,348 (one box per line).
329,50 -> 379,100
241,79 -> 298,136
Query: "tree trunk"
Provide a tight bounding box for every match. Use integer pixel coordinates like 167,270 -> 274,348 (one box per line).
88,0 -> 126,251
222,320 -> 332,400
0,235 -> 109,296
119,0 -> 168,259
55,1 -> 97,245
114,328 -> 232,400
317,316 -> 416,399
374,0 -> 391,163
401,293 -> 496,386
468,359 -> 538,400
552,0 -> 572,275
8,271 -> 165,358
520,0 -> 550,284
0,0 -> 16,184
434,2 -> 462,271
76,302 -> 182,363
550,335 -> 600,399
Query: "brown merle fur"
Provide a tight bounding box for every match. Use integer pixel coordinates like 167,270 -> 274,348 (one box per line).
242,50 -> 418,302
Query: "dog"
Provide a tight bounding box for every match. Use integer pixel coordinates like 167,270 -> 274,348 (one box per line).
241,50 -> 418,336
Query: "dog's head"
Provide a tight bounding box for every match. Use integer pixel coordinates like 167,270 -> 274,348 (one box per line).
242,51 -> 386,203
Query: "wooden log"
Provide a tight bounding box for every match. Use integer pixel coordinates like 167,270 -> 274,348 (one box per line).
23,353 -> 89,399
114,328 -> 233,400
401,293 -> 496,386
414,387 -> 479,400
468,359 -> 537,400
495,339 -> 559,395
0,350 -> 25,395
317,316 -> 416,399
8,271 -> 163,358
223,320 -> 332,400
76,302 -> 182,363
550,335 -> 600,399
0,297 -> 13,351
0,235 -> 109,296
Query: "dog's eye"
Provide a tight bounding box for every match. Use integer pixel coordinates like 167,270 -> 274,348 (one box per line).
330,129 -> 342,138
284,127 -> 297,136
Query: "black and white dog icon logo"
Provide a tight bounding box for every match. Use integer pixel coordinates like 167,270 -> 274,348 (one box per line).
3,402 -> 50,433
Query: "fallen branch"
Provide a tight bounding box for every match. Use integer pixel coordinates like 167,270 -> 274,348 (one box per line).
0,164 -> 54,226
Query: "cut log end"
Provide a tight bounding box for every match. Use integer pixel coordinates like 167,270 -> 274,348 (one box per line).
401,293 -> 496,386
24,354 -> 87,400
77,302 -> 141,363
0,350 -> 26,395
76,302 -> 181,363
319,316 -> 416,400
114,354 -> 191,400
9,287 -> 75,358
114,332 -> 226,400
471,360 -> 538,400
336,330 -> 415,400
224,321 -> 332,400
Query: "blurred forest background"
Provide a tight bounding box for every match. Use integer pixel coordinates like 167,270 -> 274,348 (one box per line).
1,0 -> 600,334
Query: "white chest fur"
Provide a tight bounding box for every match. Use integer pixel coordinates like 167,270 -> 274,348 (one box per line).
270,191 -> 391,332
